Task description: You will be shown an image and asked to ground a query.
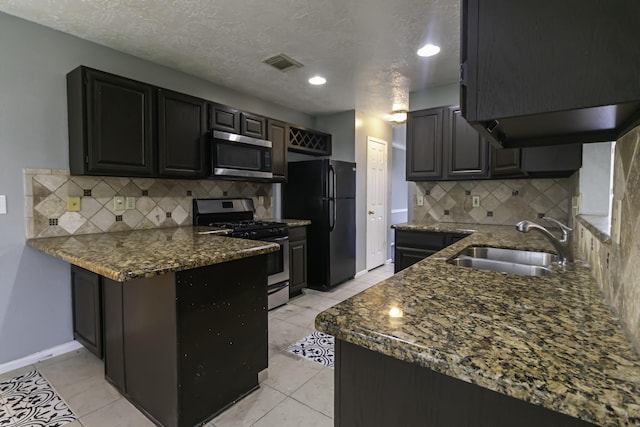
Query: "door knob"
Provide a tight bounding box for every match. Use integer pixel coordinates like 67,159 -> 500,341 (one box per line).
368,211 -> 375,215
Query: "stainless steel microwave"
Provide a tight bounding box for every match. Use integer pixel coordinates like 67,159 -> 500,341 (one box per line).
211,130 -> 273,179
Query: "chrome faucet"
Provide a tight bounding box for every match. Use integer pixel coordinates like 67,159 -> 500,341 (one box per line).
515,216 -> 573,264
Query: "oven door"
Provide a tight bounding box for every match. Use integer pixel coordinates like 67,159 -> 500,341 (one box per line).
266,236 -> 289,286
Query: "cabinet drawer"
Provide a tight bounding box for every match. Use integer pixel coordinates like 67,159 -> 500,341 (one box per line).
395,230 -> 446,250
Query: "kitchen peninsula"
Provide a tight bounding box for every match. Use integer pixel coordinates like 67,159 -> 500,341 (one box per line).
27,226 -> 280,427
316,223 -> 640,427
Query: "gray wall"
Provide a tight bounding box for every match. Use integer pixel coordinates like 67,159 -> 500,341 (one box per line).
580,142 -> 613,215
409,83 -> 459,111
389,125 -> 408,260
0,12 -> 313,364
314,111 -> 356,162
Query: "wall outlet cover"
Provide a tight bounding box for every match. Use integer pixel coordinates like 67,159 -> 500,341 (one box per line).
0,195 -> 6,214
472,196 -> 480,207
67,196 -> 81,212
417,195 -> 424,207
125,197 -> 136,210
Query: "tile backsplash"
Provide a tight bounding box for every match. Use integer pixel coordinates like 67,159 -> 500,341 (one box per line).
24,169 -> 272,239
574,125 -> 640,351
413,178 -> 573,225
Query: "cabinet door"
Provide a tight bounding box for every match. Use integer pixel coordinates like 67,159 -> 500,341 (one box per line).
241,112 -> 266,139
289,238 -> 307,297
157,89 -> 208,177
444,106 -> 489,179
406,108 -> 444,181
210,103 -> 239,133
491,147 -> 523,177
267,119 -> 288,182
521,144 -> 583,173
394,247 -> 437,273
84,68 -> 155,176
71,265 -> 103,358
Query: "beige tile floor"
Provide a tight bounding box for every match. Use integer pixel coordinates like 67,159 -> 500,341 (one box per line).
0,264 -> 394,427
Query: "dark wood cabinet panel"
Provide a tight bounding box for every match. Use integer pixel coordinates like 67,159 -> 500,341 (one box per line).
394,230 -> 469,273
394,247 -> 438,273
209,103 -> 239,133
289,226 -> 307,297
406,108 -> 443,180
71,266 -> 103,358
158,89 -> 208,177
335,340 -> 596,427
461,0 -> 640,148
240,112 -> 266,139
491,148 -> 523,177
444,106 -> 489,179
521,144 -> 583,174
68,66 -> 155,176
267,119 -> 288,182
288,125 -> 332,156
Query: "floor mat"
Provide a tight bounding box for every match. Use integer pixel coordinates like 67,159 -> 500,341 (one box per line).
287,331 -> 334,368
0,370 -> 76,427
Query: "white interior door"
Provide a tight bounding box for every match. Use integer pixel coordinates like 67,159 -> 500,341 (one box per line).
366,136 -> 388,270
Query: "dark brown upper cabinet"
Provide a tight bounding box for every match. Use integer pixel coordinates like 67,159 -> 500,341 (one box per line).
407,106 -> 488,181
288,125 -> 332,156
68,67 -> 155,176
267,119 -> 289,182
209,103 -> 240,133
491,145 -> 583,178
157,89 -> 208,178
444,106 -> 489,180
491,148 -> 522,177
406,108 -> 444,180
461,0 -> 640,149
241,112 -> 266,139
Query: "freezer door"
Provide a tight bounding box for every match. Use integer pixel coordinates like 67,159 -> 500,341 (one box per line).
330,160 -> 356,199
329,198 -> 356,286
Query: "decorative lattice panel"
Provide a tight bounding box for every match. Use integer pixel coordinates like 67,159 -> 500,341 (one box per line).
288,126 -> 332,156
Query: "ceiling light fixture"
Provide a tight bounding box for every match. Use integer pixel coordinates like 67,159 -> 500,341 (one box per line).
308,76 -> 327,85
388,110 -> 408,124
417,44 -> 441,57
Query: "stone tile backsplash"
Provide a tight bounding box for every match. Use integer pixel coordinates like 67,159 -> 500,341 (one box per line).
24,169 -> 272,239
574,125 -> 640,351
413,178 -> 572,226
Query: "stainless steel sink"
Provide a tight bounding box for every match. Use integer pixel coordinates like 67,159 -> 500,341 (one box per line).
448,257 -> 553,277
456,247 -> 558,267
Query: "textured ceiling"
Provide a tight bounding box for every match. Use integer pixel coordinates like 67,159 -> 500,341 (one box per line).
0,0 -> 460,119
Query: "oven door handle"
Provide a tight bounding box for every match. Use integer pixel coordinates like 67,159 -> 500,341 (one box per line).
270,237 -> 289,242
268,281 -> 289,295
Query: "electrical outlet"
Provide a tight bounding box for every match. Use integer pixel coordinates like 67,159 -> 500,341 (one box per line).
612,199 -> 622,245
417,195 -> 424,206
125,197 -> 136,210
0,195 -> 6,215
258,196 -> 264,205
67,196 -> 81,212
472,196 -> 480,207
113,196 -> 125,211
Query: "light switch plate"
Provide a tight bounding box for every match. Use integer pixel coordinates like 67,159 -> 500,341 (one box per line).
67,196 -> 81,212
114,196 -> 125,211
416,195 -> 424,206
612,199 -> 622,245
125,197 -> 136,210
0,195 -> 6,214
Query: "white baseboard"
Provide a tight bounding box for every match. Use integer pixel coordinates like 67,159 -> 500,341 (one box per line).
354,269 -> 368,278
0,340 -> 84,375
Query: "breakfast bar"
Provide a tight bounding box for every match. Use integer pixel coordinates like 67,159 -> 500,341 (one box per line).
27,227 -> 280,427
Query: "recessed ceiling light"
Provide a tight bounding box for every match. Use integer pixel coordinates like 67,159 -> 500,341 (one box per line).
417,44 -> 440,57
309,76 -> 326,85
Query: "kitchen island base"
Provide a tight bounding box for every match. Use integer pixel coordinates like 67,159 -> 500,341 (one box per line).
335,340 -> 596,427
103,255 -> 268,427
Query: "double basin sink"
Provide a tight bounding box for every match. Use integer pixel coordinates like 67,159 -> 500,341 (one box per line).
448,247 -> 558,277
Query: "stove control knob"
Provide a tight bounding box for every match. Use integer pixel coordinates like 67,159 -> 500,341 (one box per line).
241,232 -> 250,238
251,231 -> 258,237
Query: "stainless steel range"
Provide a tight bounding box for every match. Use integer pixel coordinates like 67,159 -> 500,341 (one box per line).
193,198 -> 289,309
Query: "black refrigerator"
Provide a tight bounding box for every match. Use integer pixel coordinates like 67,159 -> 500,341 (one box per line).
283,159 -> 356,290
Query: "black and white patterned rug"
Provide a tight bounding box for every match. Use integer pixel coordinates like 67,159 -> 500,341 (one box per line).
287,331 -> 335,367
0,370 -> 76,427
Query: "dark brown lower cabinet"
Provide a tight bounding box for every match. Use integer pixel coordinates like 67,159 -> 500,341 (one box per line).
394,230 -> 468,273
335,339 -> 596,427
71,266 -> 103,358
102,255 -> 268,427
288,226 -> 307,297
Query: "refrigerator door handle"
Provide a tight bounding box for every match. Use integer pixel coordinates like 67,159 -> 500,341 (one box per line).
328,164 -> 336,199
329,199 -> 335,231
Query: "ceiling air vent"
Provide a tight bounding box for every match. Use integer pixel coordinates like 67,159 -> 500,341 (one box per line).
263,53 -> 304,72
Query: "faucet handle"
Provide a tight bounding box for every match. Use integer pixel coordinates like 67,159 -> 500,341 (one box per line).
542,216 -> 572,242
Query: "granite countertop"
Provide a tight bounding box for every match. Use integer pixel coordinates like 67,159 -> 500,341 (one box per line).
316,221 -> 640,426
27,226 -> 280,282
265,218 -> 312,228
